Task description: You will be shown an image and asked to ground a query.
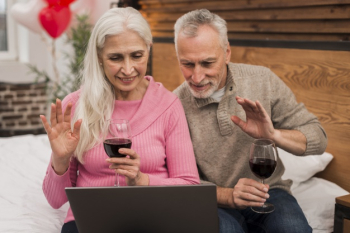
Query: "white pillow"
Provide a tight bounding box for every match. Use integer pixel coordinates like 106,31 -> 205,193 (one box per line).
278,148 -> 333,189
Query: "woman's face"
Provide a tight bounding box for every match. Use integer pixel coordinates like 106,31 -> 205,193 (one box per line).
99,30 -> 149,100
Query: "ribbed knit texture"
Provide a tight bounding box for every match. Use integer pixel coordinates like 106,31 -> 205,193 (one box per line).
43,76 -> 200,223
174,63 -> 327,193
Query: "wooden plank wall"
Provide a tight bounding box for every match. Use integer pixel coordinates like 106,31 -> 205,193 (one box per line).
151,42 -> 350,192
139,0 -> 350,41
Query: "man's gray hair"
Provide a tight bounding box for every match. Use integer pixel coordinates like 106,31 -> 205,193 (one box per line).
174,9 -> 228,52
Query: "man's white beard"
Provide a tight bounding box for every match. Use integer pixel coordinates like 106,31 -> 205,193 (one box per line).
186,82 -> 218,99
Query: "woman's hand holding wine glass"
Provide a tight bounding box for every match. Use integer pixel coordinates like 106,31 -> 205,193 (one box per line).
106,147 -> 149,186
104,119 -> 149,186
40,99 -> 82,175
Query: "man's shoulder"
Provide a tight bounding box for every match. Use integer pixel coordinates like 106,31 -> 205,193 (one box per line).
229,62 -> 272,78
173,82 -> 191,100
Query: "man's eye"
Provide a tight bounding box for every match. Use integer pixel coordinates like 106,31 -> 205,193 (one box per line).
183,63 -> 194,67
132,54 -> 143,59
202,62 -> 213,67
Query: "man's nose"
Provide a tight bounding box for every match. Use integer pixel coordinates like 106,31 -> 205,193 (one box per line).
191,66 -> 205,84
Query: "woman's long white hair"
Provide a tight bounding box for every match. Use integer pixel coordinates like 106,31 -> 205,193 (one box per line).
72,7 -> 152,163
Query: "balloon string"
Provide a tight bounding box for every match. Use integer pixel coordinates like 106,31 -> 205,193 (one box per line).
39,32 -> 60,96
51,39 -> 60,95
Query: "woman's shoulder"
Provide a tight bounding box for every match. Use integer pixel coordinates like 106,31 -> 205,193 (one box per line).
147,76 -> 177,100
62,89 -> 82,105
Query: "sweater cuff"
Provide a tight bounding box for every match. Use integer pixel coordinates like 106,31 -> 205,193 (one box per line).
47,164 -> 71,184
296,124 -> 327,156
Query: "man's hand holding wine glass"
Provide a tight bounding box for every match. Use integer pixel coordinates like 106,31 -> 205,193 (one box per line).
40,99 -> 82,175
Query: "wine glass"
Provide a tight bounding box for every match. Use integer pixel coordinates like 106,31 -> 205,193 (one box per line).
103,119 -> 132,187
249,139 -> 278,213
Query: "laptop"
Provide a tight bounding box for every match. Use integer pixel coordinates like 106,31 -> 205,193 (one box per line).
65,184 -> 219,233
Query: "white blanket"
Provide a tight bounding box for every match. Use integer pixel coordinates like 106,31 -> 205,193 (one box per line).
0,134 -> 68,233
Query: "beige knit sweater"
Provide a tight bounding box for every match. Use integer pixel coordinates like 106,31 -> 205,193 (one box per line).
174,63 -> 328,192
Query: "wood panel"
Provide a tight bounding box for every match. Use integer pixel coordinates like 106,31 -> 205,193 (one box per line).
150,20 -> 350,33
152,43 -> 184,90
152,42 -> 350,192
145,5 -> 350,22
141,0 -> 350,11
151,31 -> 350,41
139,0 -> 350,41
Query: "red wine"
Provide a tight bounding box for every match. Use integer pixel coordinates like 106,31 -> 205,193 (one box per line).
103,138 -> 132,157
249,158 -> 276,179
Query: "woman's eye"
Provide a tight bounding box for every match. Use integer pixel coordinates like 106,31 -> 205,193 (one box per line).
110,56 -> 122,61
132,54 -> 143,59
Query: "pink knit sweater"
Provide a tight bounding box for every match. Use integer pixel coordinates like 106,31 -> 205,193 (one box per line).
42,76 -> 200,223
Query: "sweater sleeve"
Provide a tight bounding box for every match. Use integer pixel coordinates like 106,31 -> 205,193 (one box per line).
42,94 -> 79,209
268,70 -> 328,155
148,98 -> 200,185
42,157 -> 78,208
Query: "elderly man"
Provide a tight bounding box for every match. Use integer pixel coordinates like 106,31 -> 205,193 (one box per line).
173,9 -> 327,233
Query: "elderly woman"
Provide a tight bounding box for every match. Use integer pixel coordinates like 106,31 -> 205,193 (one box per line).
40,7 -> 200,233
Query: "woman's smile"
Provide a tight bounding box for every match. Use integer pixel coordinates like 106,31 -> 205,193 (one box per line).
117,76 -> 137,83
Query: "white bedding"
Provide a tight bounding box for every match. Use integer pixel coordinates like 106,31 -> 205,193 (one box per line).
0,134 -> 348,232
0,134 -> 68,233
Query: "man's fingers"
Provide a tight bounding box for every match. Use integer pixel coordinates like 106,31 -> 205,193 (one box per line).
231,115 -> 246,128
40,115 -> 52,134
236,96 -> 260,113
255,100 -> 269,117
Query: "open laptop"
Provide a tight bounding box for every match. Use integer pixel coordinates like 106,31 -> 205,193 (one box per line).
65,184 -> 219,233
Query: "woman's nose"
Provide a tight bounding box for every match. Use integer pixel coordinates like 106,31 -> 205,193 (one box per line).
121,59 -> 134,75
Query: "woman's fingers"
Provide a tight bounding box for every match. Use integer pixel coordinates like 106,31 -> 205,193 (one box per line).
63,103 -> 73,123
73,119 -> 82,137
40,115 -> 52,134
50,103 -> 57,127
119,148 -> 139,159
55,99 -> 64,123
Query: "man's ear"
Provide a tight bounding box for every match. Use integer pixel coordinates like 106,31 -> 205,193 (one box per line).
225,42 -> 231,64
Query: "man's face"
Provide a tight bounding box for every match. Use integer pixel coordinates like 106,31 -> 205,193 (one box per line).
176,25 -> 231,99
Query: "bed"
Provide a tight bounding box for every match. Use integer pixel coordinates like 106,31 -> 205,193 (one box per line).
1,41 -> 350,233
0,133 -> 348,233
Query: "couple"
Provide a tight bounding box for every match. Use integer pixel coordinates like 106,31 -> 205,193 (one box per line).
41,7 -> 327,233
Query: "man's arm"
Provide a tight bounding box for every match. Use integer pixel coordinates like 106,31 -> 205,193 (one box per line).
231,97 -> 308,155
272,129 -> 306,155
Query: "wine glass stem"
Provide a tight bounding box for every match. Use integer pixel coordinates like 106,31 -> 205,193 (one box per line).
114,173 -> 120,187
261,179 -> 267,208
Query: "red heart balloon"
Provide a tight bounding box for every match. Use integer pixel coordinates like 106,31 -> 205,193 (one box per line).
44,0 -> 75,7
39,5 -> 71,38
60,0 -> 76,6
44,0 -> 60,6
